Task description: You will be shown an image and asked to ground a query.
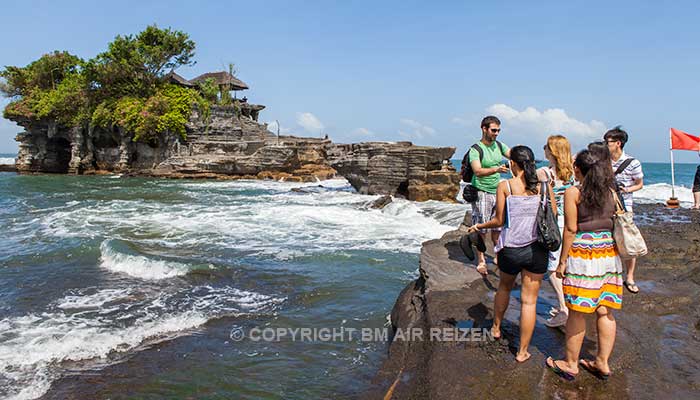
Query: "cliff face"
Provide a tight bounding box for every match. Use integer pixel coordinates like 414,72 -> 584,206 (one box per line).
10,105 -> 459,201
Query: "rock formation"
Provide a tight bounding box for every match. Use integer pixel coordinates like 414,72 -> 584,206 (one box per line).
10,104 -> 460,202
364,205 -> 700,399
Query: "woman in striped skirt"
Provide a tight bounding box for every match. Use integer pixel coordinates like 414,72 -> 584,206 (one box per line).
546,149 -> 622,380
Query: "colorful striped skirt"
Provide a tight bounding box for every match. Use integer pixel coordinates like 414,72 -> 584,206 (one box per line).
563,230 -> 623,313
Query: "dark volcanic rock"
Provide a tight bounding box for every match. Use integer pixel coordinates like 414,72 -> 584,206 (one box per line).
328,142 -> 459,202
369,195 -> 393,209
366,205 -> 700,399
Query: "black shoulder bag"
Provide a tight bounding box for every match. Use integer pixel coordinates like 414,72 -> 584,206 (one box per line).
536,182 -> 562,251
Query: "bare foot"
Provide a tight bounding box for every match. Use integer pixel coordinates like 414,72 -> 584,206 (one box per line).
476,262 -> 488,276
490,326 -> 501,340
515,351 -> 531,363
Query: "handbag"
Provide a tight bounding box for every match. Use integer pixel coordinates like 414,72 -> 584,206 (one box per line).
536,182 -> 562,251
611,189 -> 648,259
462,184 -> 479,203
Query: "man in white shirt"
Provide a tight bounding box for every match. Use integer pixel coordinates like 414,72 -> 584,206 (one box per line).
605,126 -> 644,294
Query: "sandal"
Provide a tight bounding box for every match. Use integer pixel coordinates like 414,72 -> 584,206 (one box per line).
579,359 -> 610,381
545,357 -> 577,381
624,281 -> 640,294
476,263 -> 488,276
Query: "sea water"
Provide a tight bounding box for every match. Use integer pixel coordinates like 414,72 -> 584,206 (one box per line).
0,172 -> 467,399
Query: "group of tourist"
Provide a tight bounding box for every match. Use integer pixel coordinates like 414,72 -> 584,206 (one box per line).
461,115 -> 645,380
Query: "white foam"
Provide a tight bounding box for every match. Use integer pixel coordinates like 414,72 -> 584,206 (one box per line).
635,183 -> 694,206
0,284 -> 285,400
0,157 -> 15,164
99,240 -> 191,280
39,179 -> 458,257
56,288 -> 133,310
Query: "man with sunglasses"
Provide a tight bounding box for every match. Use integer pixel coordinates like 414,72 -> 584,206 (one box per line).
467,115 -> 511,275
604,126 -> 644,294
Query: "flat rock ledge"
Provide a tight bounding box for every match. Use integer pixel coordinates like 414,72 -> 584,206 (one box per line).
362,205 -> 700,399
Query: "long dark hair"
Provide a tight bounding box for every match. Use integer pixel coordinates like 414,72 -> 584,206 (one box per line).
510,145 -> 539,194
575,149 -> 615,212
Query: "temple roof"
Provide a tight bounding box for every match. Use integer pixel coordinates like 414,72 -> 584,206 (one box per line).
165,71 -> 195,87
190,71 -> 249,91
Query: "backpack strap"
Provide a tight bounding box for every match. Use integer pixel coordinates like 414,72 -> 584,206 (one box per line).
471,143 -> 484,161
496,141 -> 506,158
615,158 -> 635,175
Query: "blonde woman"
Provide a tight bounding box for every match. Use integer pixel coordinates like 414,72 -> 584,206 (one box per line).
537,135 -> 575,328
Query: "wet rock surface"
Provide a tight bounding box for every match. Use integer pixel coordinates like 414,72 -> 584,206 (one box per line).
366,204 -> 700,399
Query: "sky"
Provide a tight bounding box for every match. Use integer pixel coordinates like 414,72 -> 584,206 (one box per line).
1,0 -> 700,163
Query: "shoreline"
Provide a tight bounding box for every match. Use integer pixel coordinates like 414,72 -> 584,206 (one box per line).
363,203 -> 700,399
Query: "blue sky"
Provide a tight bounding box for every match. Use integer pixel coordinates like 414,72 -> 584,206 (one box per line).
1,0 -> 700,163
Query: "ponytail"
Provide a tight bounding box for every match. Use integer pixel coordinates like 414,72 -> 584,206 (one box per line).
522,160 -> 539,194
510,145 -> 539,194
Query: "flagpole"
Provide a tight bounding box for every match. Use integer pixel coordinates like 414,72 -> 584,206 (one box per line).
670,128 -> 676,198
667,128 -> 680,208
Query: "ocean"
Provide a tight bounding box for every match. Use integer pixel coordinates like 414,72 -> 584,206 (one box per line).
0,154 -> 697,399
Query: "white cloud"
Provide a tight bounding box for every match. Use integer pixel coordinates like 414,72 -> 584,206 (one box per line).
296,112 -> 324,134
351,127 -> 374,137
484,104 -> 607,147
265,120 -> 291,135
398,118 -> 436,140
450,117 -> 469,127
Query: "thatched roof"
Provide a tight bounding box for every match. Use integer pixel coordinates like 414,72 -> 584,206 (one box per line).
190,71 -> 249,91
165,71 -> 195,87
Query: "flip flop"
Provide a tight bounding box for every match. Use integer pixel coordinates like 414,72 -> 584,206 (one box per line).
545,357 -> 576,381
624,281 -> 640,294
579,359 -> 610,381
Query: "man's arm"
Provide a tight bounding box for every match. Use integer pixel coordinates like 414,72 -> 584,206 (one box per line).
622,161 -> 644,193
470,158 -> 507,177
622,178 -> 643,193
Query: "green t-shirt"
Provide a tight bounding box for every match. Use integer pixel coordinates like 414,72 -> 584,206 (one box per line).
468,141 -> 510,194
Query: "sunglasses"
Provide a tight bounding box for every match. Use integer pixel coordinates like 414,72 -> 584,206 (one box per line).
489,128 -> 501,133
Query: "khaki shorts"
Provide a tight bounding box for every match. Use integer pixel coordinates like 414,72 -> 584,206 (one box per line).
470,190 -> 501,233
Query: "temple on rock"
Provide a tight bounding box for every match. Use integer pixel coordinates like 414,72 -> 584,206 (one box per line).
9,70 -> 459,202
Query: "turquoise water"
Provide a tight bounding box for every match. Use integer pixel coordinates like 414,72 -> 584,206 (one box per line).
0,172 -> 468,399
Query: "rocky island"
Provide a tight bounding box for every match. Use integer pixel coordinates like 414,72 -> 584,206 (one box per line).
2,26 -> 459,202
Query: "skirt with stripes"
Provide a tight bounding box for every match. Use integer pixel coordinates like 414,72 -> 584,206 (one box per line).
563,230 -> 623,313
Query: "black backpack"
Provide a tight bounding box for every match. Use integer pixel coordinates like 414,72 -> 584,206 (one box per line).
460,141 -> 506,183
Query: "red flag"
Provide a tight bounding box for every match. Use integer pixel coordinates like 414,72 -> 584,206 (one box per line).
670,128 -> 700,151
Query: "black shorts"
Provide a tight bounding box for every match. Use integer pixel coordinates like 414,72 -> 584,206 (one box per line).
693,165 -> 700,193
497,242 -> 548,276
